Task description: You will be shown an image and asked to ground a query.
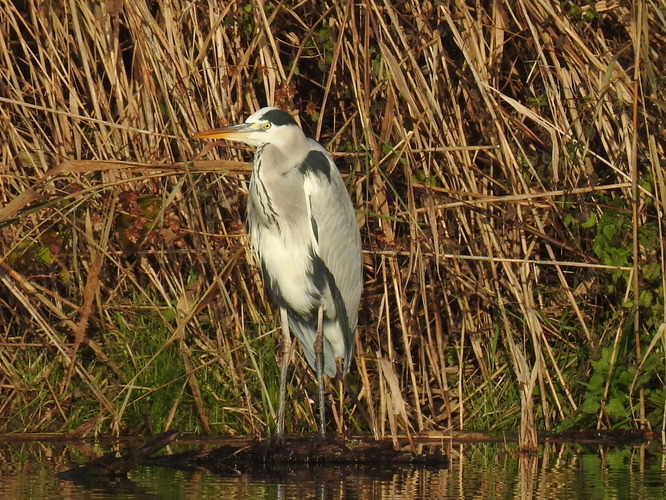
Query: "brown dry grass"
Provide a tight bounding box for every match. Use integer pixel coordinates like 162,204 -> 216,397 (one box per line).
1,0 -> 665,448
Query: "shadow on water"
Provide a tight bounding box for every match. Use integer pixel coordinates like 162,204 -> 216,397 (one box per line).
1,434 -> 665,499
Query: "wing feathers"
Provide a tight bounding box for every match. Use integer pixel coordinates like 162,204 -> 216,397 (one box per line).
301,148 -> 362,374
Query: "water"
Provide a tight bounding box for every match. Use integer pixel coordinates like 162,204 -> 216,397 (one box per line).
1,438 -> 664,499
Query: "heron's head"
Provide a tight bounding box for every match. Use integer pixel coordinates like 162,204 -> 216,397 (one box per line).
194,107 -> 303,149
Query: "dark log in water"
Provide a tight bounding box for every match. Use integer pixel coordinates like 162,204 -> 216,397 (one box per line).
146,435 -> 448,474
56,433 -> 447,480
56,430 -> 181,480
54,428 -> 656,482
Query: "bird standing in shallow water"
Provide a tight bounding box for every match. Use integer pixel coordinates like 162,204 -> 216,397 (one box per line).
194,107 -> 362,438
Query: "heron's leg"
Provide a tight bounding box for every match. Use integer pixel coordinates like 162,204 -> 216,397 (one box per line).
313,305 -> 326,437
276,307 -> 292,439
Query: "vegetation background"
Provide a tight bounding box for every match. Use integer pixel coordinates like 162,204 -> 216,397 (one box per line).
1,0 -> 664,448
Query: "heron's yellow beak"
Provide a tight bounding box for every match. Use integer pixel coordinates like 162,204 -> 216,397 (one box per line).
193,123 -> 254,140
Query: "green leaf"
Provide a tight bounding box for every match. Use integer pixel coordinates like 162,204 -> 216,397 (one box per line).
563,213 -> 576,228
580,212 -> 597,228
606,397 -> 626,418
638,223 -> 659,249
581,398 -> 600,414
617,368 -> 635,387
601,223 -> 617,239
163,309 -> 176,322
639,289 -> 654,307
34,246 -> 53,265
642,262 -> 661,281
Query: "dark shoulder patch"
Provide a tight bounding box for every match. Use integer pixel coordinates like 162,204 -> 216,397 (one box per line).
310,214 -> 319,243
261,259 -> 288,309
309,253 -> 328,294
261,108 -> 298,127
299,150 -> 331,181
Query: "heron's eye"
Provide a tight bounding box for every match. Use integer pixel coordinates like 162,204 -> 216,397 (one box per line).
262,122 -> 272,130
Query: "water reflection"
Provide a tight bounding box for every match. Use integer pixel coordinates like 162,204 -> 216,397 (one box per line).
1,438 -> 664,499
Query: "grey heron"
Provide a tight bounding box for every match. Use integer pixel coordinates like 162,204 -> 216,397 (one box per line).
194,107 -> 362,438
